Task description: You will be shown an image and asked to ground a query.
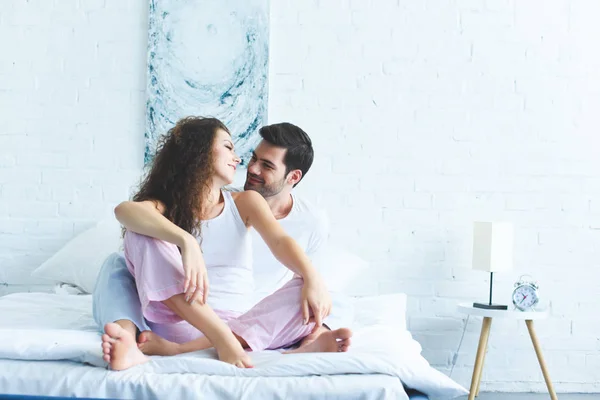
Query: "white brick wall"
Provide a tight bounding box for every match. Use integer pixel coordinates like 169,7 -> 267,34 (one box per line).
1,0 -> 599,393
0,0 -> 146,289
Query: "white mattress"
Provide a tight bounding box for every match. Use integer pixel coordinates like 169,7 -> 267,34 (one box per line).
0,293 -> 467,399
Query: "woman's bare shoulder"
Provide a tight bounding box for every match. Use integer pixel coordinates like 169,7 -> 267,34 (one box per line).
231,190 -> 263,204
119,199 -> 166,215
231,191 -> 270,225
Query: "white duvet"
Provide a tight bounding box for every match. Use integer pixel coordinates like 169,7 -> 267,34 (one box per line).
0,293 -> 467,400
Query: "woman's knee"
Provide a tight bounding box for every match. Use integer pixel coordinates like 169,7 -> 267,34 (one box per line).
124,231 -> 182,265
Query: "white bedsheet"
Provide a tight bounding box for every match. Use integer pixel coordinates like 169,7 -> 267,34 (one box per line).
0,293 -> 467,400
1,359 -> 407,400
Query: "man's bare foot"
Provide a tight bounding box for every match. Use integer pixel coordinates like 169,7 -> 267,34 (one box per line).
285,327 -> 353,354
138,330 -> 180,356
102,322 -> 149,371
215,340 -> 254,368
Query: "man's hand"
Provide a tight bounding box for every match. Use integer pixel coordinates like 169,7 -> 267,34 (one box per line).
180,236 -> 209,304
301,277 -> 332,329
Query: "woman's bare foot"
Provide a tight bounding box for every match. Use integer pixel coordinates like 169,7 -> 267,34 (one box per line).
138,330 -> 180,356
285,327 -> 353,354
215,340 -> 254,368
102,322 -> 149,371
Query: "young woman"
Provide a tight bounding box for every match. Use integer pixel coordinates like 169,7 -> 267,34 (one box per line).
101,117 -> 350,371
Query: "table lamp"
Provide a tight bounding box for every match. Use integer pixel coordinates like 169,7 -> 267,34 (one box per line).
472,221 -> 513,310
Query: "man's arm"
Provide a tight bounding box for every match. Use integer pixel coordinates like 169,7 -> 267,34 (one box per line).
236,190 -> 331,326
236,191 -> 320,281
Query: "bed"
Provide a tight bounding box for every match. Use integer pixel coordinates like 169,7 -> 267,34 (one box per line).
0,291 -> 466,399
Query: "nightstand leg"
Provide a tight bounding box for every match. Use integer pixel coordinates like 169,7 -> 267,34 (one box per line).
474,326 -> 490,397
525,320 -> 558,400
468,317 -> 492,400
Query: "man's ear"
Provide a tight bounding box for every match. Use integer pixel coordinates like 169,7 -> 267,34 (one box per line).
287,169 -> 302,186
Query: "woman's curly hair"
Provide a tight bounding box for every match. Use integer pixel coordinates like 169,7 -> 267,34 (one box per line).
131,116 -> 230,238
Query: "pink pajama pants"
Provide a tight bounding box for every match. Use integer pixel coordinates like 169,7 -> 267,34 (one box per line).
123,231 -> 315,351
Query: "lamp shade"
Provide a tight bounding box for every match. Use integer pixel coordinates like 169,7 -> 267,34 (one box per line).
472,221 -> 513,272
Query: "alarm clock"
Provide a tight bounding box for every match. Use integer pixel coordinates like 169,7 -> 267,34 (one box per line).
512,275 -> 540,311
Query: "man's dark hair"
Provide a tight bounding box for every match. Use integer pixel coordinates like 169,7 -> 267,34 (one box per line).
259,123 -> 314,187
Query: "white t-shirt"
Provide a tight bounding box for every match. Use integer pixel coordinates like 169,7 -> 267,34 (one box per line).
250,193 -> 329,305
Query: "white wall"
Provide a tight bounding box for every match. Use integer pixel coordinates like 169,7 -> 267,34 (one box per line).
1,0 -> 599,393
0,0 -> 147,292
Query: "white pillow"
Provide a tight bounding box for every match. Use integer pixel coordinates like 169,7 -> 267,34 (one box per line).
31,219 -> 123,294
352,293 -> 407,331
312,244 -> 369,293
30,226 -> 367,297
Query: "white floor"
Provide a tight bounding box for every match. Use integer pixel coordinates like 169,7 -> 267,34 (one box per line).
458,394 -> 596,399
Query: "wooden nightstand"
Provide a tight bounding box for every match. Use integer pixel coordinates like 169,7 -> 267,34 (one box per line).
457,303 -> 557,400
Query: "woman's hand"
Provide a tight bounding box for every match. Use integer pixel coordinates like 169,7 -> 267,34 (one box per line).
180,236 -> 209,304
301,277 -> 332,330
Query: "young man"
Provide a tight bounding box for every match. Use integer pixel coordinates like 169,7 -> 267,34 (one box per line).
244,123 -> 328,302
239,123 -> 352,343
93,122 -> 352,366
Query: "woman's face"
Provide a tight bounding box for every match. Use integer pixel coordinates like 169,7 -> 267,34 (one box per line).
212,128 -> 240,184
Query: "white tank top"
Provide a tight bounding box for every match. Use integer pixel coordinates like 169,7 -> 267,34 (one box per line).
198,191 -> 253,312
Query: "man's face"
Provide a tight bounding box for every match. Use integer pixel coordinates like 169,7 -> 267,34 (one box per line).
244,141 -> 288,198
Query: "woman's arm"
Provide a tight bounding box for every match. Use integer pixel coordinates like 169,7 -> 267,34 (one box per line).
115,200 -> 190,247
235,191 -> 331,327
114,200 -> 208,304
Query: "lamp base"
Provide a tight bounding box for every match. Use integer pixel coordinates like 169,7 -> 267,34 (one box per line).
473,302 -> 508,310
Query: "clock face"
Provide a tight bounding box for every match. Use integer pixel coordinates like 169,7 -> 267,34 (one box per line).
513,284 -> 538,310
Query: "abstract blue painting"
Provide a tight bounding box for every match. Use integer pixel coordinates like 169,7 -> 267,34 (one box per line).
145,0 -> 269,165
